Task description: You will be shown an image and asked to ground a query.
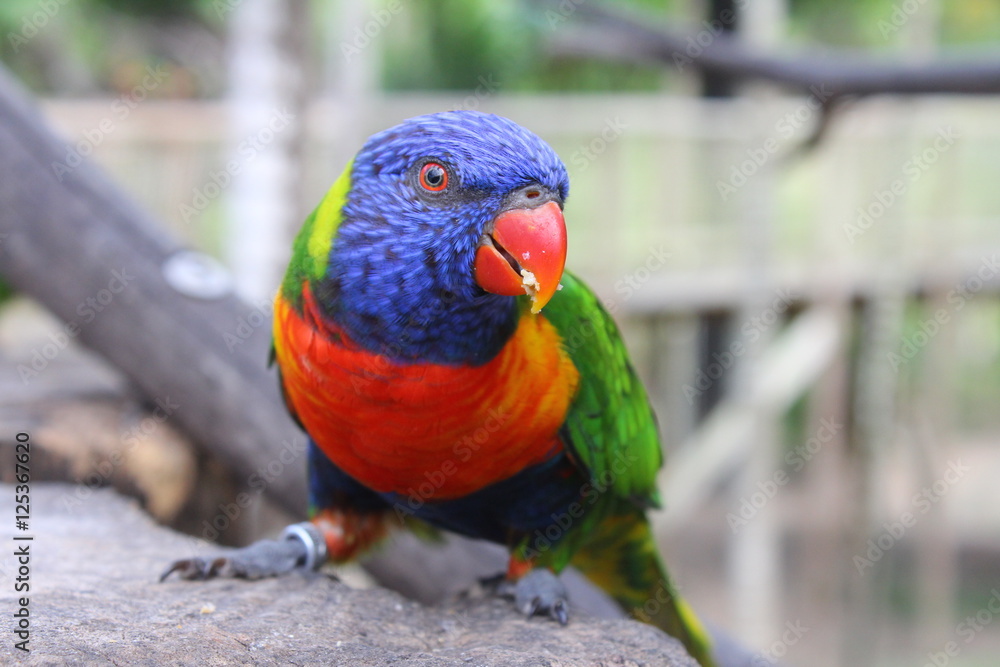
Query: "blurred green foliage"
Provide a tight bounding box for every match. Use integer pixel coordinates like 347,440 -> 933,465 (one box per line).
789,0 -> 1000,47
2,0 -> 998,97
378,0 -> 671,92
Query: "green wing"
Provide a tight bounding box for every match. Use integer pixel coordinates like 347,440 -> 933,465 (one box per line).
539,271 -> 663,507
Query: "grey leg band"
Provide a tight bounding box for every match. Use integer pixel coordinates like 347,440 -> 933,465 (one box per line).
281,522 -> 328,571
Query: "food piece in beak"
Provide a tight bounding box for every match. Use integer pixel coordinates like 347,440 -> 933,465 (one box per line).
474,201 -> 567,314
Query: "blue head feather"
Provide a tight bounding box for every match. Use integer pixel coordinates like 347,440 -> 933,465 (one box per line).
316,111 -> 570,365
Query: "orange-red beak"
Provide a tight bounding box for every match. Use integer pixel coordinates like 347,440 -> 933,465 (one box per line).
474,200 -> 567,314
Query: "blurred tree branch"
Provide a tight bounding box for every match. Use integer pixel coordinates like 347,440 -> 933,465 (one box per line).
540,1 -> 1000,96
0,63 -> 307,518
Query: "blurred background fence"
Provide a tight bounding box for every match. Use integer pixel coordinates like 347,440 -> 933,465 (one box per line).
36,90 -> 1000,665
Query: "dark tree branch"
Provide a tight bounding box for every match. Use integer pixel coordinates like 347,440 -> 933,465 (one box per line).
701,0 -> 740,98
0,64 -> 307,517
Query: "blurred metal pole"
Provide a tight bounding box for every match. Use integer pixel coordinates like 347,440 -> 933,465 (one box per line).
901,0 -> 942,55
726,0 -> 787,649
738,0 -> 787,50
901,0 -> 957,648
726,133 -> 780,649
225,0 -> 309,303
840,126 -> 912,667
914,289 -> 959,648
700,0 -> 738,98
325,0 -> 380,168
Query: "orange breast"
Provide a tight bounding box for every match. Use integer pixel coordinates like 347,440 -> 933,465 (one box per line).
273,287 -> 580,500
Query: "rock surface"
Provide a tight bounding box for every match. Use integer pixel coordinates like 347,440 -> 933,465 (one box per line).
0,484 -> 697,666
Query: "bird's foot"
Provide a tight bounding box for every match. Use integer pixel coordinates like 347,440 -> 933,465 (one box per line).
160,522 -> 327,582
498,568 -> 570,625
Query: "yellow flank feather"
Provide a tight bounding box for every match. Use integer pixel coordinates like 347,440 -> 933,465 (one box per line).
570,507 -> 716,667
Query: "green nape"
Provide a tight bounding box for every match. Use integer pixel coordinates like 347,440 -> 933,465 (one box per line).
540,272 -> 663,504
279,160 -> 354,308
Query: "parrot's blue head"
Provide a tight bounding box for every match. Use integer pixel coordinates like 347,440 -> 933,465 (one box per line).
318,111 -> 571,365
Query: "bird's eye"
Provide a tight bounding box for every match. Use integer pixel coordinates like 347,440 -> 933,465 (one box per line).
418,162 -> 449,192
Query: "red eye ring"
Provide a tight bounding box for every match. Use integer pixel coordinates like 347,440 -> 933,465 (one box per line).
419,162 -> 449,192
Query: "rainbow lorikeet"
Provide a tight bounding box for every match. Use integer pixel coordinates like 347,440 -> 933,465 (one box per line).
166,111 -> 713,666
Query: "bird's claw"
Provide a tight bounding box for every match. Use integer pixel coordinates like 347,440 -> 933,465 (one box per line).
159,556 -> 228,582
500,568 -> 571,625
160,522 -> 327,582
519,595 -> 569,626
551,599 -> 569,626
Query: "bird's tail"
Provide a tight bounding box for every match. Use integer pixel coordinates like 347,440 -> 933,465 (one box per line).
570,509 -> 715,667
